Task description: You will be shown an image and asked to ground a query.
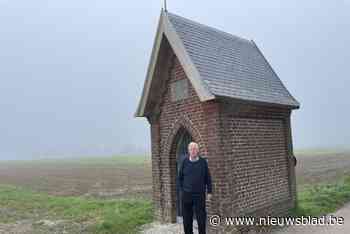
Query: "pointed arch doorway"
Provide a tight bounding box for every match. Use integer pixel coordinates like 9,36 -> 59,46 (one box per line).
175,127 -> 193,223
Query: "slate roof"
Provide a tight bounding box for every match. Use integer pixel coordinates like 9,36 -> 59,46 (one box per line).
135,11 -> 300,117
167,12 -> 300,108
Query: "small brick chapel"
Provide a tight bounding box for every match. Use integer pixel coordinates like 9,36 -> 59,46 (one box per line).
135,10 -> 300,231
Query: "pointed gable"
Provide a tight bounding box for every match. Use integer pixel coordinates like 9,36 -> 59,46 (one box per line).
135,11 -> 300,117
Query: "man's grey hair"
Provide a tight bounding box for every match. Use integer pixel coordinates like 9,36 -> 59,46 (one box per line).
188,142 -> 199,150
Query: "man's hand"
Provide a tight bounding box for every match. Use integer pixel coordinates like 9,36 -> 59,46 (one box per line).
207,193 -> 212,200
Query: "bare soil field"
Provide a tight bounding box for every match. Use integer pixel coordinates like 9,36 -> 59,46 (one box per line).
294,150 -> 350,188
1,151 -> 350,199
0,156 -> 152,199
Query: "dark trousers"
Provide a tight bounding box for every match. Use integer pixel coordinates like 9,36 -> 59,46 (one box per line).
182,191 -> 207,234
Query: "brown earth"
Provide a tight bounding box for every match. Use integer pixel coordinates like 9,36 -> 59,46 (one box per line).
295,151 -> 350,188
1,152 -> 350,199
0,158 -> 152,199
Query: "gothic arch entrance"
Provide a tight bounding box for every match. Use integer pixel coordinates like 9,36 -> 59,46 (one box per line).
175,127 -> 193,222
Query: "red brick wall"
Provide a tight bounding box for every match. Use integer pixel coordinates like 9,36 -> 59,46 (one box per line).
218,102 -> 296,232
222,102 -> 294,208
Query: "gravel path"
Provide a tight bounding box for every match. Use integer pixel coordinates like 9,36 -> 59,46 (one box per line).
0,219 -> 93,234
272,202 -> 350,234
139,220 -> 198,234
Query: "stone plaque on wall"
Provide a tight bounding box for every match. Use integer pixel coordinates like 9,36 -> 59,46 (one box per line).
171,79 -> 188,102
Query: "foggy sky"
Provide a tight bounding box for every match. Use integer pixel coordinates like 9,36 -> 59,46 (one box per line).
0,1 -> 349,160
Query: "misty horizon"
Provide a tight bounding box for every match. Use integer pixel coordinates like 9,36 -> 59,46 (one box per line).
1,1 -> 349,160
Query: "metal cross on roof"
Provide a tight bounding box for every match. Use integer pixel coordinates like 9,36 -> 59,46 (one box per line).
164,0 -> 168,12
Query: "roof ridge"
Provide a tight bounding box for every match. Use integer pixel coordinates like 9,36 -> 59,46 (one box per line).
166,11 -> 251,44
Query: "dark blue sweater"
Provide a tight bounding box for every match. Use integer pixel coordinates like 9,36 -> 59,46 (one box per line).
178,156 -> 212,194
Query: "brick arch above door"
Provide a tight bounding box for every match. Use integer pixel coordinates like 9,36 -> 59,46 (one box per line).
164,115 -> 207,158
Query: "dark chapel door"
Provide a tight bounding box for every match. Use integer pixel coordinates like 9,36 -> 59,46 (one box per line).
176,129 -> 193,221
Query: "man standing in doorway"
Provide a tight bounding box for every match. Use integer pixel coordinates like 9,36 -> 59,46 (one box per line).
178,142 -> 212,234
